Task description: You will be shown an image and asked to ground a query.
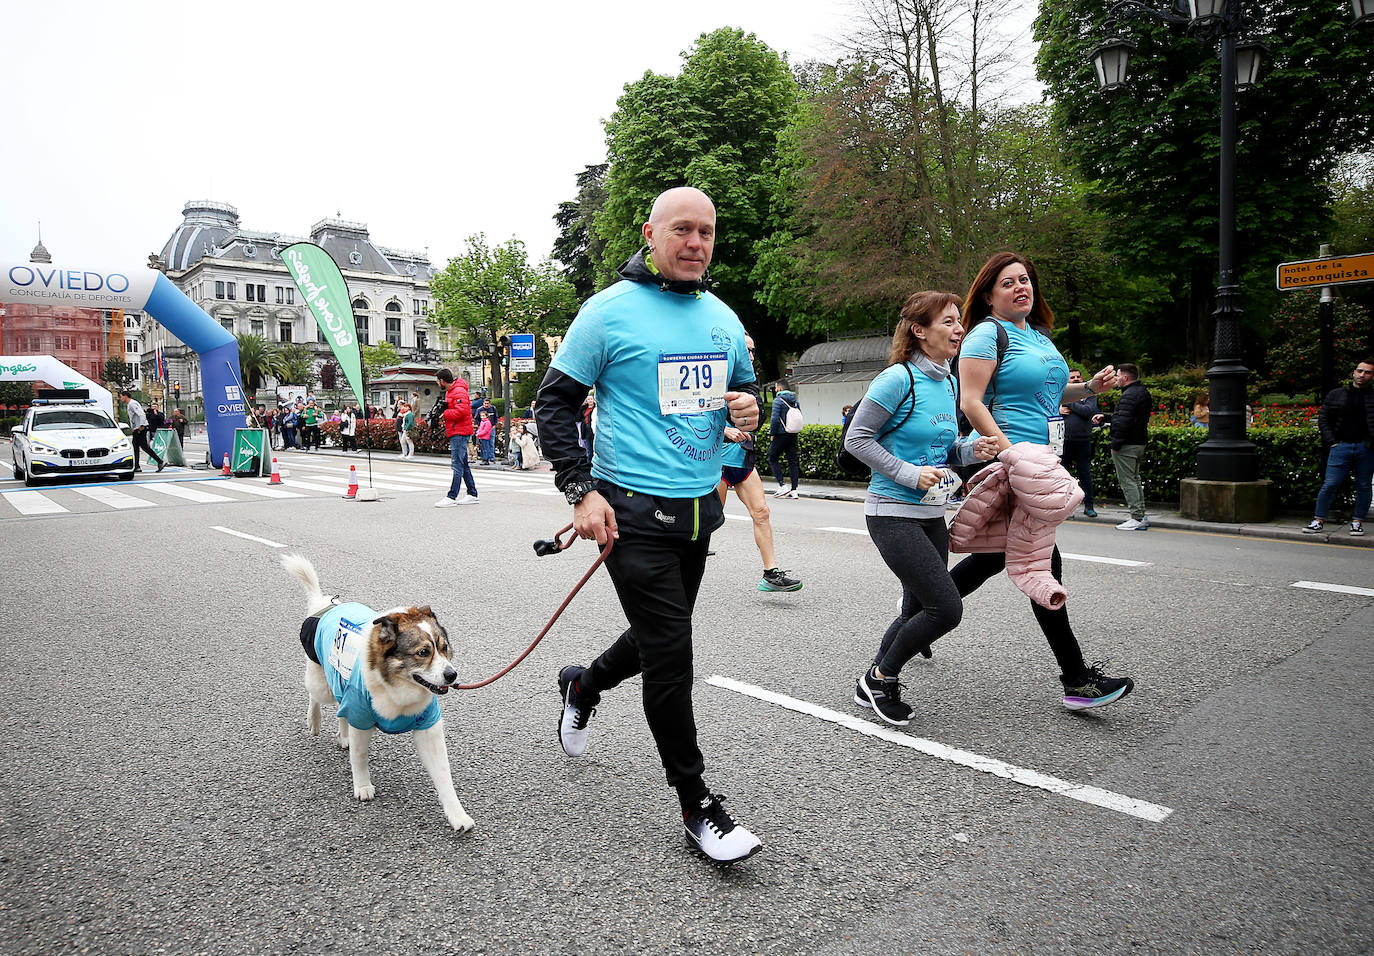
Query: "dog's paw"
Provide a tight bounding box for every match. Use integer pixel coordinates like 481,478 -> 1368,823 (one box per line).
354,783 -> 376,801
333,735 -> 350,751
449,812 -> 475,833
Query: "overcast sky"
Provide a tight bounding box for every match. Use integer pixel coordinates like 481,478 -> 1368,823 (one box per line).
1,0 -> 1037,273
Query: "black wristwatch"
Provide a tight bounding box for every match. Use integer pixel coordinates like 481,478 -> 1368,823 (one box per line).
563,480 -> 598,505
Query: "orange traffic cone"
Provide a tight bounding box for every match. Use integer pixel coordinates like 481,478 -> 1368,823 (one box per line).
343,464 -> 359,499
221,452 -> 231,475
269,457 -> 283,484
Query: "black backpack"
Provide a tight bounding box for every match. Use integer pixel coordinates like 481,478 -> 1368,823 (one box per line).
950,319 -> 1049,482
835,364 -> 917,479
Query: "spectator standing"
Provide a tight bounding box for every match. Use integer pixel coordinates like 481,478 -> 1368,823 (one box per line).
1110,363 -> 1153,531
576,395 -> 597,465
512,421 -> 541,469
147,402 -> 166,437
1303,358 -> 1374,536
302,399 -> 321,451
1061,368 -> 1103,518
476,411 -> 496,464
339,406 -> 357,452
536,186 -> 765,863
1190,391 -> 1210,428
435,369 -> 478,506
398,402 -> 416,459
118,389 -> 165,473
170,408 -> 188,445
768,388 -> 802,498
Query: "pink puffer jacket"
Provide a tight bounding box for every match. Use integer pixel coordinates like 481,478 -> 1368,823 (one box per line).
948,443 -> 1084,610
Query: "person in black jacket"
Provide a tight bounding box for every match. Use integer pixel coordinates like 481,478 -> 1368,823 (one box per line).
1060,368 -> 1103,517
1109,363 -> 1152,531
1303,358 -> 1374,536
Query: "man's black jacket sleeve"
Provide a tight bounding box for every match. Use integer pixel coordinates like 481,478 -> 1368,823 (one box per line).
534,368 -> 593,492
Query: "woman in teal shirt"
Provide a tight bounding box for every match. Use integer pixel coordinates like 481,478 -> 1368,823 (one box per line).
955,251 -> 1133,711
843,290 -> 997,726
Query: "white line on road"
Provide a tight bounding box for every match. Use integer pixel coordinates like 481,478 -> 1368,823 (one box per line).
705,674 -> 1174,824
72,487 -> 156,509
1061,552 -> 1152,567
211,526 -> 287,548
1,490 -> 69,515
136,482 -> 236,503
1292,580 -> 1374,598
217,482 -> 305,499
819,526 -> 868,535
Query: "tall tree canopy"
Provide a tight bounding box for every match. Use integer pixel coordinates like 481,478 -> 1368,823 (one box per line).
430,235 -> 578,399
552,163 -> 609,303
1035,1 -> 1374,366
594,27 -> 800,376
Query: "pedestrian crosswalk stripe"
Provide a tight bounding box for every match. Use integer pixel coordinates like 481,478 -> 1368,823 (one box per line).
2,490 -> 69,515
217,482 -> 305,499
72,487 -> 156,509
136,482 -> 237,503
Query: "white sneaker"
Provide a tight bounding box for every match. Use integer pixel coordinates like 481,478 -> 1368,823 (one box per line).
785,489 -> 800,499
1115,518 -> 1141,531
770,487 -> 788,498
684,794 -> 763,864
434,497 -> 458,508
455,495 -> 479,505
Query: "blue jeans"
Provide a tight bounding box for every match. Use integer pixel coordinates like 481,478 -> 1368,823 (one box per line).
1314,441 -> 1373,520
447,435 -> 477,499
479,436 -> 495,462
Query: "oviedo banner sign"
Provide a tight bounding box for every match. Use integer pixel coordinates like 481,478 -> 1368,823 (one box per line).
0,259 -> 246,466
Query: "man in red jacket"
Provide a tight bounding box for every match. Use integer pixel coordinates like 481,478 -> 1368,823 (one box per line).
435,368 -> 478,506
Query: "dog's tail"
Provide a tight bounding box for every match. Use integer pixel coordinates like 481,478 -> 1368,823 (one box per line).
281,553 -> 329,610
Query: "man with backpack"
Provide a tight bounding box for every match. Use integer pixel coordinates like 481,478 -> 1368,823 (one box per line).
768,388 -> 803,498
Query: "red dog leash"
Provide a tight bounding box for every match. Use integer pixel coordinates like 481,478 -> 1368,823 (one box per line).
451,523 -> 613,691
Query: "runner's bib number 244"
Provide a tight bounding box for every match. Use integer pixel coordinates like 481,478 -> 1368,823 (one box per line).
658,351 -> 728,415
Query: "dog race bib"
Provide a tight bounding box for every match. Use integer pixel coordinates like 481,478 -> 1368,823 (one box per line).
658,351 -> 728,415
919,468 -> 963,506
328,616 -> 366,681
1047,415 -> 1065,456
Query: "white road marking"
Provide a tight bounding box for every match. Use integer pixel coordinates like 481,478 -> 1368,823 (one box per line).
2,490 -> 69,515
819,526 -> 868,535
211,526 -> 287,548
705,674 -> 1174,824
136,482 -> 236,503
1061,552 -> 1152,567
271,478 -> 354,494
217,482 -> 305,499
1292,580 -> 1374,598
72,487 -> 156,509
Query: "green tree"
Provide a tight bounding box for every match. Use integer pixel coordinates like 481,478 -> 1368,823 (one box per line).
235,333 -> 283,393
102,357 -> 134,393
361,342 -> 401,385
552,163 -> 609,302
430,235 -> 577,400
276,343 -> 316,389
512,333 -> 553,410
595,27 -> 800,376
1265,289 -> 1371,395
1035,1 -> 1374,366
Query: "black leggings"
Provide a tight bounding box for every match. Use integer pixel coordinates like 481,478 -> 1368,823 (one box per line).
949,547 -> 1088,680
768,433 -> 800,490
865,515 -> 962,676
580,532 -> 711,805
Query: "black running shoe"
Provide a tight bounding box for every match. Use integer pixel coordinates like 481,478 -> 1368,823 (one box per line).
758,568 -> 802,592
858,666 -> 912,726
683,794 -> 762,863
1061,662 -> 1134,711
557,665 -> 599,756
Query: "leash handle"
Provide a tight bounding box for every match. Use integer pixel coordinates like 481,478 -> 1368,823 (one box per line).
453,523 -> 612,691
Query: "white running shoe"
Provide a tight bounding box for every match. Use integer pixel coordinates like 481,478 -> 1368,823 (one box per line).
435,497 -> 458,508
1115,518 -> 1141,531
456,495 -> 479,505
684,794 -> 763,864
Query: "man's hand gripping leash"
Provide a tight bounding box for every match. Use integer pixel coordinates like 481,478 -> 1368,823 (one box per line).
451,523 -> 613,690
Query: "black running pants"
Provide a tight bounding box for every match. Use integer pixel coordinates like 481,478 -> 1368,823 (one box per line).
581,532 -> 711,797
865,514 -> 962,676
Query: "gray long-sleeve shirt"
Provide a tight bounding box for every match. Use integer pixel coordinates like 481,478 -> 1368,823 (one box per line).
126,399 -> 148,430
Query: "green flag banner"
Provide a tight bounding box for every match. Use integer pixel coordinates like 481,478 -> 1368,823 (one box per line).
280,242 -> 365,408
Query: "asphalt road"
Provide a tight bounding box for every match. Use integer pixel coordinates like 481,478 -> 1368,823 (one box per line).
0,447 -> 1370,955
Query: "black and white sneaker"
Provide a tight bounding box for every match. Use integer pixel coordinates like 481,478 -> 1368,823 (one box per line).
683,794 -> 763,864
557,664 -> 599,757
858,666 -> 912,726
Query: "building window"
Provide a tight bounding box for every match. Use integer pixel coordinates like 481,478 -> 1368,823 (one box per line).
279,322 -> 293,343
416,330 -> 427,351
226,283 -> 236,300
215,280 -> 224,298
256,284 -> 265,302
386,316 -> 402,347
220,318 -> 233,332
246,285 -> 256,302
276,287 -> 284,304
251,320 -> 264,337
56,335 -> 73,350
356,316 -> 369,345
126,338 -> 137,354
286,287 -> 294,304
126,363 -> 138,380
352,298 -> 368,314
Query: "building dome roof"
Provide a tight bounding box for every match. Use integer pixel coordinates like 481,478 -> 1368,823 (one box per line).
159,200 -> 240,271
29,239 -> 51,264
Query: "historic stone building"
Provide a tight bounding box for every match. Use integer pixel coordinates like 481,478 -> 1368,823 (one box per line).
145,200 -> 455,406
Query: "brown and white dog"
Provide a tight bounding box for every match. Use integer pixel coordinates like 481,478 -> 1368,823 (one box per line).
282,553 -> 474,833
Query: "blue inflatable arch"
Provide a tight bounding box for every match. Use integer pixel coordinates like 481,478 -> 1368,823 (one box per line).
1,260 -> 246,465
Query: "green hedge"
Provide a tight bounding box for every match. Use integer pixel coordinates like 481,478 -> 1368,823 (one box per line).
758,422 -> 1338,512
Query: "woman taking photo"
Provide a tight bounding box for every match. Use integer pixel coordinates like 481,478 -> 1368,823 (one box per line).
843,291 -> 997,726
955,251 -> 1134,710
